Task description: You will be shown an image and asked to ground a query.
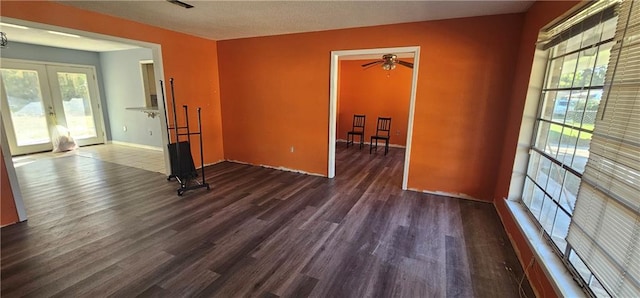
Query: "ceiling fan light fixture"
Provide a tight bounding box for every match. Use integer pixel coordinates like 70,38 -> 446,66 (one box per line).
381,63 -> 396,71
382,54 -> 397,62
361,53 -> 413,70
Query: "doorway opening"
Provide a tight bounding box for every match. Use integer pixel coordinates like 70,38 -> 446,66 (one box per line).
1,60 -> 105,155
328,46 -> 420,190
0,17 -> 169,223
139,60 -> 158,108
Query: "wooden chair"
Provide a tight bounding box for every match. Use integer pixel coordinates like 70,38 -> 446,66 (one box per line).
370,117 -> 391,155
346,114 -> 366,149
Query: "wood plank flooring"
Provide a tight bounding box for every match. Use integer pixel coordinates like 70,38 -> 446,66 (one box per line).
1,145 -> 534,297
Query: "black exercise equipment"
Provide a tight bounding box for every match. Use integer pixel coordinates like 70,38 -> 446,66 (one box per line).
161,78 -> 210,196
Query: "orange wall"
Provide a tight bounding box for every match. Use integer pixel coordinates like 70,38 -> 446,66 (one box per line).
0,1 -> 581,295
0,1 -> 224,168
338,60 -> 412,146
218,13 -> 524,198
494,1 -> 580,201
1,149 -> 19,226
493,1 -> 581,297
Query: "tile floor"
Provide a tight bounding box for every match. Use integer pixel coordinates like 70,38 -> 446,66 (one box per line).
12,143 -> 167,174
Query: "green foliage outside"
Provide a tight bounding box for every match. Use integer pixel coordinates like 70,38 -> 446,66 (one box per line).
2,69 -> 89,112
2,70 -> 88,102
1,69 -> 40,103
573,98 -> 601,111
550,124 -> 594,140
547,124 -> 594,150
57,73 -> 88,101
560,66 -> 607,88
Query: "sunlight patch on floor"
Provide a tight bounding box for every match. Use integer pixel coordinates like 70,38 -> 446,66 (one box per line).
12,143 -> 166,174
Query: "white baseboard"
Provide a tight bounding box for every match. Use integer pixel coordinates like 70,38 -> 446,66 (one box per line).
109,140 -> 163,151
336,138 -> 406,149
407,188 -> 490,203
199,159 -> 225,169
225,159 -> 325,177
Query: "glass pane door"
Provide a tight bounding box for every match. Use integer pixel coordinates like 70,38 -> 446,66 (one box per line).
56,72 -> 97,139
1,61 -> 105,156
0,63 -> 54,155
47,66 -> 104,146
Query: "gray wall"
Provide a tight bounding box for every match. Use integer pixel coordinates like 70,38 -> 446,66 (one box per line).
0,42 -> 112,139
100,48 -> 163,148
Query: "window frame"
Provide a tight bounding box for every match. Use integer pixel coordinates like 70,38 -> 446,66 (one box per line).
515,5 -> 619,297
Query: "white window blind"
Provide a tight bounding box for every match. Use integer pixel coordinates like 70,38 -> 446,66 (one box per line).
537,0 -> 617,50
567,1 -> 640,296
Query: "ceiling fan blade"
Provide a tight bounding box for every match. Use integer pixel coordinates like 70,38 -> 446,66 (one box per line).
397,60 -> 414,69
361,60 -> 383,68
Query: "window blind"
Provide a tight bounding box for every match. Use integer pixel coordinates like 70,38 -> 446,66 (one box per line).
537,0 -> 618,50
567,1 -> 640,296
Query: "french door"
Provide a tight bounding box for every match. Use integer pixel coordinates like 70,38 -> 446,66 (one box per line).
0,60 -> 104,155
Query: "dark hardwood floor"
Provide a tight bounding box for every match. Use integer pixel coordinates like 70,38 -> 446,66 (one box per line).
1,145 -> 533,297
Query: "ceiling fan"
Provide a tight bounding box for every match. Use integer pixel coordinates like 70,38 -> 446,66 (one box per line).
361,54 -> 413,70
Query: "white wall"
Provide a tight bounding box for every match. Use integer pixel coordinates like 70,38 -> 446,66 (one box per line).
100,48 -> 163,148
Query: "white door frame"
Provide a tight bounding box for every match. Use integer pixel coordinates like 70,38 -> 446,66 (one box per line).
46,64 -> 106,147
1,60 -> 108,154
328,46 -> 420,190
0,61 -> 56,155
0,17 -> 167,223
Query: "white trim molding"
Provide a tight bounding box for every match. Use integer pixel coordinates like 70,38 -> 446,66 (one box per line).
501,200 -> 583,297
328,46 -> 420,190
226,159 -> 325,177
410,188 -> 489,203
109,140 -> 163,151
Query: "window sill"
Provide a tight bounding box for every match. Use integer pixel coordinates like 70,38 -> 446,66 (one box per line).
504,199 -> 584,297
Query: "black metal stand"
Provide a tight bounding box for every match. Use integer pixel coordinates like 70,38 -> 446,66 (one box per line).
161,78 -> 210,196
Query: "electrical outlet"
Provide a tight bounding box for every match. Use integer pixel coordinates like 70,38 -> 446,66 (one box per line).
148,130 -> 153,136
123,126 -> 127,132
290,146 -> 294,153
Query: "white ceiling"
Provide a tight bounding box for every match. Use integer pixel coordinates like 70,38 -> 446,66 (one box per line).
0,22 -> 140,52
57,0 -> 535,41
0,1 -> 534,52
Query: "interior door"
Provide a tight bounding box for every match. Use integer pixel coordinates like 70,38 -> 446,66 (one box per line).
0,62 -> 55,155
46,65 -> 104,146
